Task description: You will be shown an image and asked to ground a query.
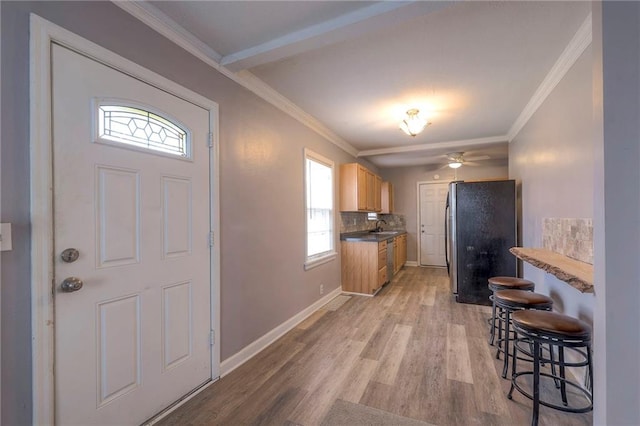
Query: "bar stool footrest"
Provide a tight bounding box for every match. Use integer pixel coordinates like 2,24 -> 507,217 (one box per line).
509,371 -> 593,414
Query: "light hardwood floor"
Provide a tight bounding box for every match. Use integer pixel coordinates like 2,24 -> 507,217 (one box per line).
158,267 -> 592,425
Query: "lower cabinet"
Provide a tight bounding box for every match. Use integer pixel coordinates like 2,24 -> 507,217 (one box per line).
341,240 -> 387,295
394,234 -> 407,273
341,234 -> 407,295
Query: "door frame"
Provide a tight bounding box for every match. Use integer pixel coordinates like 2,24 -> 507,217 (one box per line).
416,180 -> 450,267
30,15 -> 221,424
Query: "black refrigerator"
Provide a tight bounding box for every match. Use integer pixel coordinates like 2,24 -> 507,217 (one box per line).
445,180 -> 516,305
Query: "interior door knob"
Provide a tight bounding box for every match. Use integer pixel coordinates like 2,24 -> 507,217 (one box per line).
60,277 -> 83,293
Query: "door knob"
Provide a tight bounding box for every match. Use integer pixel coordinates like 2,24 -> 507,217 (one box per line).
60,277 -> 83,292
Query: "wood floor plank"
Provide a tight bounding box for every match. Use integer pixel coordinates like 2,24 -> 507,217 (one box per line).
467,336 -> 512,417
359,313 -> 398,361
373,324 -> 412,385
372,323 -> 413,385
421,285 -> 436,306
296,309 -> 328,330
446,323 -> 474,384
286,340 -> 366,425
336,357 -> 378,404
158,267 -> 591,426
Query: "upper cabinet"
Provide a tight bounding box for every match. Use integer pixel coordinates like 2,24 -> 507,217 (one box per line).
381,181 -> 394,214
340,163 -> 381,212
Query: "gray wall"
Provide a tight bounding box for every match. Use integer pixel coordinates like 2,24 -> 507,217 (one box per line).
381,164 -> 508,262
593,2 -> 640,424
0,2 -> 362,423
508,48 -> 595,322
511,4 -> 640,419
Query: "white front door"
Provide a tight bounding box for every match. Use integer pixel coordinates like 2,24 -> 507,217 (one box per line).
419,182 -> 449,266
52,44 -> 212,425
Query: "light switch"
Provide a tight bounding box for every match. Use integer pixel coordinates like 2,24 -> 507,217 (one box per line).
0,223 -> 12,251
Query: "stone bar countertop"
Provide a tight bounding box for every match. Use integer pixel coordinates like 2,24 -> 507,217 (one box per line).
340,230 -> 406,242
510,247 -> 594,293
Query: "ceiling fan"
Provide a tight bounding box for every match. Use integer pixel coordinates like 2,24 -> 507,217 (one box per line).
428,151 -> 492,170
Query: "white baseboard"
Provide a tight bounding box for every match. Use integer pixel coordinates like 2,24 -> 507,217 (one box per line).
405,261 -> 418,267
220,286 -> 342,377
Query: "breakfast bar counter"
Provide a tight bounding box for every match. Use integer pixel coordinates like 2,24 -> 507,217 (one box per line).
510,247 -> 594,293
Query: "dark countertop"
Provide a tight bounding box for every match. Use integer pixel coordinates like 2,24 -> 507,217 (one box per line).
340,230 -> 407,242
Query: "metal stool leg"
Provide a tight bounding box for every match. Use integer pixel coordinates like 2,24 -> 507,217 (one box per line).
502,309 -> 511,378
496,306 -> 504,359
489,295 -> 497,345
508,334 -> 518,399
532,340 -> 540,426
559,346 -> 568,406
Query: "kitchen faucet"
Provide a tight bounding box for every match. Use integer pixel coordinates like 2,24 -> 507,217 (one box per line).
374,219 -> 387,232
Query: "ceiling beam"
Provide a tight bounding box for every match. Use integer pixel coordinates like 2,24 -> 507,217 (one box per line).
221,1 -> 455,71
357,135 -> 509,157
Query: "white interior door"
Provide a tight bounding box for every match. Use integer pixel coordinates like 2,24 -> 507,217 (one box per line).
419,182 -> 449,266
52,44 -> 212,425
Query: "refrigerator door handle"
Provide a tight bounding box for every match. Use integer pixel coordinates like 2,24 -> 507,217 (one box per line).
444,199 -> 449,274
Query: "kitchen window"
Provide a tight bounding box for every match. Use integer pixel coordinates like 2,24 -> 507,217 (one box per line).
304,149 -> 337,270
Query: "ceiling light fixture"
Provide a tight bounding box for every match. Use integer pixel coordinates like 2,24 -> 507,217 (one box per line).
448,161 -> 462,169
399,108 -> 429,137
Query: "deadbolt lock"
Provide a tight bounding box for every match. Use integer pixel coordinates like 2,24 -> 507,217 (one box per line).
61,248 -> 79,263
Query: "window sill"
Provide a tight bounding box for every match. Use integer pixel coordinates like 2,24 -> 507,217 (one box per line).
304,252 -> 337,271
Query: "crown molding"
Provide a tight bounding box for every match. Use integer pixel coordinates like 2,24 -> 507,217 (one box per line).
357,135 -> 508,157
114,1 -> 223,65
112,1 -> 358,157
237,71 -> 359,156
507,13 -> 592,142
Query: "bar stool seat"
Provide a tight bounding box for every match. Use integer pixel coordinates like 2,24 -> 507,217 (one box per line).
512,311 -> 591,338
488,277 -> 535,346
508,310 -> 593,426
495,290 -> 553,309
494,290 -> 553,378
488,276 -> 536,292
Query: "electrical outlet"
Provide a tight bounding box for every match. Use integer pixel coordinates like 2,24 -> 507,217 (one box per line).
319,284 -> 324,295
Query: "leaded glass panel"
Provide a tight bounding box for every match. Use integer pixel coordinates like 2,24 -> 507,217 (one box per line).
98,105 -> 189,158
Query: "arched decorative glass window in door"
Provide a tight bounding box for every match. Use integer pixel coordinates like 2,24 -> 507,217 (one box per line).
97,103 -> 191,159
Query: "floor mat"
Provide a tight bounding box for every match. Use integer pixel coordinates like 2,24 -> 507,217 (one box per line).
320,399 -> 434,426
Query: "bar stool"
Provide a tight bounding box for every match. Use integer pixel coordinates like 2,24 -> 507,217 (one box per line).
493,290 -> 553,378
488,276 -> 535,346
508,310 -> 593,426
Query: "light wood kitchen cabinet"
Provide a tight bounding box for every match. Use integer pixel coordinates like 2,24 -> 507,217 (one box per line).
381,181 -> 394,213
374,175 -> 382,212
340,163 -> 382,212
394,234 -> 407,273
341,240 -> 387,295
366,170 -> 375,211
357,165 -> 368,210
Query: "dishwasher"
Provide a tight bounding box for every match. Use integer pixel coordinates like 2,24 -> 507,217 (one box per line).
386,239 -> 394,283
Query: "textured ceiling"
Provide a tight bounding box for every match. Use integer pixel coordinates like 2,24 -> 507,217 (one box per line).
140,1 -> 591,168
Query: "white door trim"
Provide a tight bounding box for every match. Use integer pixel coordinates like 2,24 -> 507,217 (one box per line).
30,14 -> 221,425
415,180 -> 449,267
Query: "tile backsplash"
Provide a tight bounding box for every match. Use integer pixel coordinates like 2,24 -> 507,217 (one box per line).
340,212 -> 406,233
542,218 -> 593,264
